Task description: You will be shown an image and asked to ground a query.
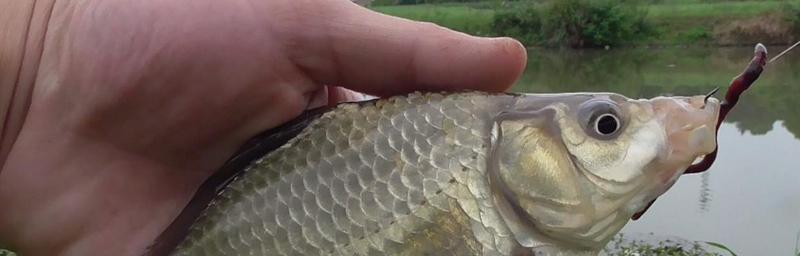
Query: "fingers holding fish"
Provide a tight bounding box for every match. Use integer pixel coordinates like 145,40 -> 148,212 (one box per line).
305,86 -> 373,110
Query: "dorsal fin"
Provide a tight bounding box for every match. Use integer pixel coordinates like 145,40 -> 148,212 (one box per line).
144,106 -> 335,256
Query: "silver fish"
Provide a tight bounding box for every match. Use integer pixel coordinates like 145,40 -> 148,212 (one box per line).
158,91 -> 719,255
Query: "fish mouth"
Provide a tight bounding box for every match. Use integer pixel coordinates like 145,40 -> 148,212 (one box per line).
656,95 -> 720,184
630,95 -> 720,219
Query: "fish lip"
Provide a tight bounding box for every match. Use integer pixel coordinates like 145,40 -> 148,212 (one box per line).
632,96 -> 721,220
681,97 -> 720,163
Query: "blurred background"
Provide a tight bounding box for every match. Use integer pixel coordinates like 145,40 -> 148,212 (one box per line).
369,0 -> 800,48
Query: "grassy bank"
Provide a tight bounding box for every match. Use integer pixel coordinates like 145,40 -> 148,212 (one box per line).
372,0 -> 800,47
374,4 -> 496,36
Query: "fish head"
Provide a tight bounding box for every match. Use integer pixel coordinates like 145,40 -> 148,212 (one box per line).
491,93 -> 719,250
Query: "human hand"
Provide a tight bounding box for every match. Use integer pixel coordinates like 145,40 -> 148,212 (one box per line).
0,0 -> 525,255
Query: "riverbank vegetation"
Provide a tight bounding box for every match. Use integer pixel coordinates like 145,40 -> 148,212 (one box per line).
372,0 -> 800,48
492,0 -> 654,47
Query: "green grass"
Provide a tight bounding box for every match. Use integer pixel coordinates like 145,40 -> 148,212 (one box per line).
795,230 -> 800,256
705,241 -> 738,256
646,1 -> 787,19
371,0 -> 800,46
603,234 -> 727,256
373,4 -> 496,35
644,1 -> 797,45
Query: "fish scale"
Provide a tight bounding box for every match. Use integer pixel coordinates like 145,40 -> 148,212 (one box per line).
174,92 -> 520,255
165,91 -> 721,256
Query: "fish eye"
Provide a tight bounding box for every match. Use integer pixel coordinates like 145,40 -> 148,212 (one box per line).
578,100 -> 625,139
595,113 -> 620,135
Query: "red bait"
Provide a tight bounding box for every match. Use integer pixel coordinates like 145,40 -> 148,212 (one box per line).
633,44 -> 768,220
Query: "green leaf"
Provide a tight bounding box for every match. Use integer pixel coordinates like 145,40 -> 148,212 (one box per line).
704,241 -> 737,256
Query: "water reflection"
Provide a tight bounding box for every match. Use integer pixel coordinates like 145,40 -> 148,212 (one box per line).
699,172 -> 711,212
511,47 -> 800,256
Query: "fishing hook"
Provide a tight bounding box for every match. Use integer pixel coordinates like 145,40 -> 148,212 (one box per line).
703,86 -> 720,106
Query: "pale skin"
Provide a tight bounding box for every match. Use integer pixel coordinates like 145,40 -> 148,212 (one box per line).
0,0 -> 526,255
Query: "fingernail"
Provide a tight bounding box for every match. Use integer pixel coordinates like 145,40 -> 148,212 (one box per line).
307,87 -> 329,109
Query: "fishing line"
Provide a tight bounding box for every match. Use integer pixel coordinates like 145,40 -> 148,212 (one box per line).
769,40 -> 800,64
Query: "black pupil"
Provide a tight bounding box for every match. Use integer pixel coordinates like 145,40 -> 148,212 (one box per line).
597,115 -> 618,135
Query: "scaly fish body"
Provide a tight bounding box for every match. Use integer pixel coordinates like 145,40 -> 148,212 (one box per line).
169,91 -> 719,255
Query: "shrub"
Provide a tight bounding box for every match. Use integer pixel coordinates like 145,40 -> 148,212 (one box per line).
683,26 -> 713,43
493,0 -> 655,48
492,4 -> 544,45
371,0 -> 398,6
785,3 -> 800,32
388,0 -> 487,5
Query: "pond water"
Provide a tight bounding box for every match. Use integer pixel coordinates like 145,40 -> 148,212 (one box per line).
512,46 -> 800,255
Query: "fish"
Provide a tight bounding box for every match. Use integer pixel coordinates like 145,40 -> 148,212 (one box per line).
149,91 -> 720,256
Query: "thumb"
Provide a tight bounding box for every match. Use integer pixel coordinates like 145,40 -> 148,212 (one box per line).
285,1 -> 527,97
